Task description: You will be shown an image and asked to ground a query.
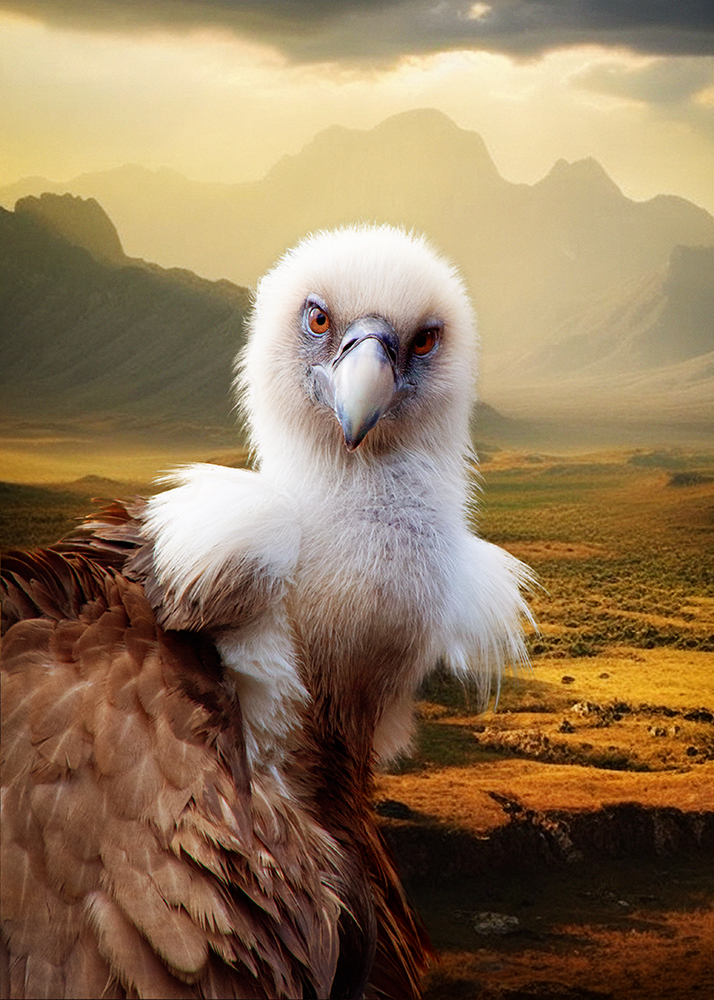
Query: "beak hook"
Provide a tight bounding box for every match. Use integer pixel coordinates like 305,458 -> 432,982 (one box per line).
315,316 -> 401,450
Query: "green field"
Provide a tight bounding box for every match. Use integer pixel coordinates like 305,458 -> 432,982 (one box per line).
479,450 -> 714,657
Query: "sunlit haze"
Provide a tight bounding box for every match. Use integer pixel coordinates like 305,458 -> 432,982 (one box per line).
2,5 -> 713,214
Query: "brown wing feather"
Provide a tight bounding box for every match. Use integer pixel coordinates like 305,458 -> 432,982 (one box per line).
45,499 -> 284,634
2,509 -> 432,999
50,499 -> 149,569
364,825 -> 433,1000
1,549 -> 343,999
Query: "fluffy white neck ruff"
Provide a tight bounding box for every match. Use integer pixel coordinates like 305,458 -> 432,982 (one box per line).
142,453 -> 532,766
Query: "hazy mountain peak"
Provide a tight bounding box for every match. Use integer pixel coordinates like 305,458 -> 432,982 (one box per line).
0,200 -> 250,431
373,108 -> 497,170
540,156 -> 623,198
374,107 -> 462,134
15,192 -> 126,264
269,107 -> 498,184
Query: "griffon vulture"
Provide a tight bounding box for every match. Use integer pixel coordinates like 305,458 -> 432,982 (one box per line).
1,224 -> 532,1000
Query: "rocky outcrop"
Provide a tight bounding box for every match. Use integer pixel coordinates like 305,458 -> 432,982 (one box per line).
379,799 -> 714,880
15,192 -> 126,264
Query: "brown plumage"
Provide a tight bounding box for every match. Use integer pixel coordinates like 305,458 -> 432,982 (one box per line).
2,225 -> 532,999
2,509 -> 429,999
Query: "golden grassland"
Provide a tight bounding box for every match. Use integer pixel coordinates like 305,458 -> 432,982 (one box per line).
2,435 -> 713,998
379,649 -> 714,834
387,447 -> 714,821
0,420 -> 249,486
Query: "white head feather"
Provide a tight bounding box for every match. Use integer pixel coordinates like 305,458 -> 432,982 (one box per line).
240,224 -> 477,494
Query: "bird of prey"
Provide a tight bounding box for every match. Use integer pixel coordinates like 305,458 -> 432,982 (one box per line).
1,224 -> 532,1000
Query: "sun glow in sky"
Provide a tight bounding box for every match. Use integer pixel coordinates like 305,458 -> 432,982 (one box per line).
1,3 -> 713,213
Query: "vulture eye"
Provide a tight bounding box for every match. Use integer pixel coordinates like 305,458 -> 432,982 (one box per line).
307,305 -> 331,337
412,326 -> 440,357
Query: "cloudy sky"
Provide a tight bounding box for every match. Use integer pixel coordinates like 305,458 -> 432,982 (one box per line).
2,0 -> 713,213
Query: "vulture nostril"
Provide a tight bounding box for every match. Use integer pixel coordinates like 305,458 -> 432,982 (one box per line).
339,337 -> 360,358
380,335 -> 399,366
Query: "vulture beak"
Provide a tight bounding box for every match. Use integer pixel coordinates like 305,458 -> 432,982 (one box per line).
321,316 -> 401,451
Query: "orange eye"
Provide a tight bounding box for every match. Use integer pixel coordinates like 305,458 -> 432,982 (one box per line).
307,305 -> 330,336
412,327 -> 439,356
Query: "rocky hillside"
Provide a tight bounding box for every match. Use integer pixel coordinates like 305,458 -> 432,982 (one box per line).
0,197 -> 250,431
516,244 -> 714,376
15,192 -> 127,265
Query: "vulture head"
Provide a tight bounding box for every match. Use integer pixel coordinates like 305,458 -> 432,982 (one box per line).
243,225 -> 475,475
1,224 -> 533,1000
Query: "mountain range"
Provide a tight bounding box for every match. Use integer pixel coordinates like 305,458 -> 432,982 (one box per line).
1,109 -> 713,440
484,240 -> 714,428
3,109 -> 712,363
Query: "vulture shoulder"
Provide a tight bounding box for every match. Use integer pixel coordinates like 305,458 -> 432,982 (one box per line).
0,492 -> 429,1000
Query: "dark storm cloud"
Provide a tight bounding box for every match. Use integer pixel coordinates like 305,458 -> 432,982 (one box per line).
3,0 -> 714,62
